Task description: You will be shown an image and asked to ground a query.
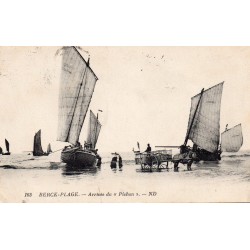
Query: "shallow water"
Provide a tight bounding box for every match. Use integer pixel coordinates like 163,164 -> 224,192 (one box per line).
0,151 -> 250,202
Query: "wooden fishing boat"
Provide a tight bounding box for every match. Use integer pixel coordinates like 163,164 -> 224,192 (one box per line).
173,82 -> 224,166
57,46 -> 101,168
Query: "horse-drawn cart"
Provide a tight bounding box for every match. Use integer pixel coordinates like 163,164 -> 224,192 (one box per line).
139,149 -> 172,171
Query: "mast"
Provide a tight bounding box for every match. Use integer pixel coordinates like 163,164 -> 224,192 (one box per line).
184,88 -> 204,146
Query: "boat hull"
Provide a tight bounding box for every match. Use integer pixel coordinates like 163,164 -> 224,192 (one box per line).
2,152 -> 11,155
196,150 -> 221,161
173,149 -> 221,163
61,147 -> 97,168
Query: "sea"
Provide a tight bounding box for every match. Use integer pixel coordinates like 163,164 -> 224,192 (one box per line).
1,150 -> 250,202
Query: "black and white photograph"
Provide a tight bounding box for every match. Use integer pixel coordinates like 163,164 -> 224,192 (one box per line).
0,46 -> 249,202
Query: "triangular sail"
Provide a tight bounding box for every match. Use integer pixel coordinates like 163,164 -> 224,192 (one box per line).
5,139 -> 9,152
221,124 -> 243,152
186,82 -> 224,153
57,47 -> 98,145
86,110 -> 102,149
47,143 -> 52,154
33,130 -> 44,156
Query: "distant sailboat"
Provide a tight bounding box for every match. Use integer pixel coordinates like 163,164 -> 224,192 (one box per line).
221,124 -> 243,152
33,130 -> 46,156
2,139 -> 11,155
47,143 -> 52,155
57,46 -> 101,168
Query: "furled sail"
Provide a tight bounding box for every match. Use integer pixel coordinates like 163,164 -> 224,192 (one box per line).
33,130 -> 44,156
47,143 -> 52,154
86,110 -> 102,149
57,46 -> 98,145
221,124 -> 243,152
186,82 -> 224,153
5,139 -> 9,152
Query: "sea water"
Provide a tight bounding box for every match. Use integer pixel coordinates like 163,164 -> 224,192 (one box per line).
0,151 -> 250,202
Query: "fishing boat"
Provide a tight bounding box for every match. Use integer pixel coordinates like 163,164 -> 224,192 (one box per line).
221,124 -> 243,152
57,46 -> 101,168
33,130 -> 47,156
2,139 -> 11,155
173,82 -> 224,165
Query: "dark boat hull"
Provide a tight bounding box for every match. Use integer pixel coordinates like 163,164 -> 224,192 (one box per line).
196,150 -> 221,161
173,149 -> 221,164
61,147 -> 97,168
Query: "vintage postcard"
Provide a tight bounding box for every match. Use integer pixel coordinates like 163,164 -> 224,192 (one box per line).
0,46 -> 249,202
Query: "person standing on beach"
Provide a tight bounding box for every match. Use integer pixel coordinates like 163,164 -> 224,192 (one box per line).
118,155 -> 123,169
145,144 -> 151,153
110,156 -> 117,169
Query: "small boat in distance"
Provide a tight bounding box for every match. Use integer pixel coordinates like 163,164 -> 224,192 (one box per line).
57,46 -> 101,168
2,139 -> 11,155
221,124 -> 243,152
47,143 -> 52,155
33,130 -> 49,156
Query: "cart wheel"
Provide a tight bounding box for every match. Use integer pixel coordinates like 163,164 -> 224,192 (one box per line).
159,162 -> 168,169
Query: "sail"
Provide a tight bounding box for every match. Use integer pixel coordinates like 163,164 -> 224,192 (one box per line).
86,110 -> 102,149
33,130 -> 44,156
47,143 -> 52,154
186,82 -> 224,153
57,47 -> 98,145
221,124 -> 243,152
5,139 -> 9,152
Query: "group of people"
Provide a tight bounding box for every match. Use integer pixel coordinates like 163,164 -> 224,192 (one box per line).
110,153 -> 123,170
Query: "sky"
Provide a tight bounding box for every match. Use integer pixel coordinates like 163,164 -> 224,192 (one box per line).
0,46 -> 249,153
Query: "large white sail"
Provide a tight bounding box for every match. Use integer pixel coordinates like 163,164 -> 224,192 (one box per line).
186,82 -> 224,152
86,110 -> 102,149
221,124 -> 243,152
57,47 -> 98,145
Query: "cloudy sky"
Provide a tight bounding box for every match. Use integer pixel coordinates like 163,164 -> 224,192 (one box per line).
0,46 -> 249,153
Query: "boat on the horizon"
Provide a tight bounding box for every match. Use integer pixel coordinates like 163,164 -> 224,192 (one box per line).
1,139 -> 11,155
172,82 -> 243,167
57,46 -> 101,168
33,130 -> 50,156
47,143 -> 52,155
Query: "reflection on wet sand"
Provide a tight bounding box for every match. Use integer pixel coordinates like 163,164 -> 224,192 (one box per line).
61,165 -> 100,177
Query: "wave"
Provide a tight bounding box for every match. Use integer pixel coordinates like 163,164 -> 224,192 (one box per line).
222,153 -> 250,158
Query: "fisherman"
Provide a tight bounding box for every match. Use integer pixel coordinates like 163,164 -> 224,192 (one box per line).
0,147 -> 2,154
145,144 -> 151,153
76,141 -> 81,148
118,155 -> 123,169
110,156 -> 118,169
